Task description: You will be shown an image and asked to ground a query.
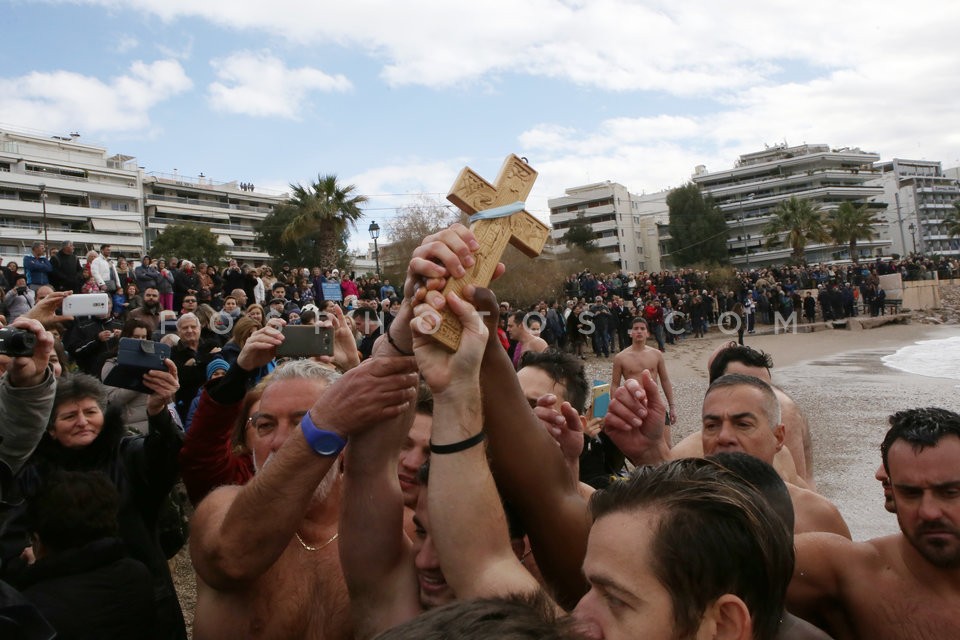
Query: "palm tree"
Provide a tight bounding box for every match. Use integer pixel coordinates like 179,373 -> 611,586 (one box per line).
763,196 -> 830,263
280,175 -> 368,269
946,201 -> 960,238
828,201 -> 880,263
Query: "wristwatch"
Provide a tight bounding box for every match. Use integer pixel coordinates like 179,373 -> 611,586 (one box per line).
300,412 -> 348,456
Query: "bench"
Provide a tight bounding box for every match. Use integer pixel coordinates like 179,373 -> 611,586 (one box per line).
883,299 -> 902,314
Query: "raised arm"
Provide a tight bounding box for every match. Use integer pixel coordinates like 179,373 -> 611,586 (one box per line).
412,287 -> 542,602
191,340 -> 417,589
339,368 -> 420,639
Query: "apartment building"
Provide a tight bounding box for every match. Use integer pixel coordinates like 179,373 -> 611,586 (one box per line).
143,172 -> 283,264
0,126 -> 285,269
547,181 -> 668,273
692,143 -> 891,266
0,128 -> 143,266
871,159 -> 960,257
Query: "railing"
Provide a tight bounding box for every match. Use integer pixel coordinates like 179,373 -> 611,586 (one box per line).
146,192 -> 274,214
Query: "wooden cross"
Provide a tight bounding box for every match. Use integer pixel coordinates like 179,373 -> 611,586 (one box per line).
432,154 -> 550,351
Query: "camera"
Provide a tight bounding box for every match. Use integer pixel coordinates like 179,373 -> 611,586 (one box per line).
0,327 -> 37,357
16,286 -> 27,296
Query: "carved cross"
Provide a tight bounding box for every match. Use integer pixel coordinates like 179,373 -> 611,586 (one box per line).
432,154 -> 550,351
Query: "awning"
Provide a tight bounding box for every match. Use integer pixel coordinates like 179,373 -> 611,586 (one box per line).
217,234 -> 235,247
91,218 -> 142,233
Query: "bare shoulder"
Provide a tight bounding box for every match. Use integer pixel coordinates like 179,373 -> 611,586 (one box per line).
192,484 -> 243,530
788,484 -> 850,538
795,531 -> 884,574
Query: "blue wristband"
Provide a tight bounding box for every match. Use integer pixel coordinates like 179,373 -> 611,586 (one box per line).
300,412 -> 348,456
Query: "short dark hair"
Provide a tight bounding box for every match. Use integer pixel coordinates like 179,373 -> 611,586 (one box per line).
589,458 -> 793,640
709,451 -> 795,532
881,408 -> 960,473
26,470 -> 119,553
708,345 -> 773,383
374,593 -> 577,640
631,316 -> 649,329
517,350 -> 590,414
50,374 -> 105,429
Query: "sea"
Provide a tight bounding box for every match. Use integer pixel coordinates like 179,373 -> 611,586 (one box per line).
882,335 -> 960,383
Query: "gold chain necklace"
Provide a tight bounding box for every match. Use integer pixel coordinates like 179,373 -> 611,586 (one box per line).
294,531 -> 339,552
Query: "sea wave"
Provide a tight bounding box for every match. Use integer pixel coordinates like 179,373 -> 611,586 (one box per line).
882,335 -> 960,382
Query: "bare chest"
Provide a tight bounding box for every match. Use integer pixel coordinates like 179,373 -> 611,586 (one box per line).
841,574 -> 960,640
195,543 -> 352,640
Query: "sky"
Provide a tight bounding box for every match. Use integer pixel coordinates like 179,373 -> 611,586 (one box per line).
2,0 -> 959,250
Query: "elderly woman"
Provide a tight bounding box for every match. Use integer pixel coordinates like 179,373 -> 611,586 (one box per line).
0,369 -> 187,640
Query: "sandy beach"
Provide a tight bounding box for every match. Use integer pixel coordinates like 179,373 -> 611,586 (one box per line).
584,319 -> 960,541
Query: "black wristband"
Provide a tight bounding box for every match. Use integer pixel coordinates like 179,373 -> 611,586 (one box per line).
430,431 -> 486,454
387,326 -> 414,357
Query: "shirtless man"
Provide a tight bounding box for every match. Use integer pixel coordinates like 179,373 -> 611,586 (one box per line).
611,317 -> 675,443
189,341 -> 418,639
788,407 -> 960,639
507,310 -> 548,369
604,373 -> 850,538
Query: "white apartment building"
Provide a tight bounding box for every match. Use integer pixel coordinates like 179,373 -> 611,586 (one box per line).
0,128 -> 144,266
692,143 -> 891,266
0,126 -> 285,269
871,159 -> 960,257
143,173 -> 283,264
547,181 -> 669,273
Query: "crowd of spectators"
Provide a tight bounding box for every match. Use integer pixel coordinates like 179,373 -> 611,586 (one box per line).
0,233 -> 957,638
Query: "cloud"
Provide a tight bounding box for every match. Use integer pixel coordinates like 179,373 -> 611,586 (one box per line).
207,51 -> 352,119
114,34 -> 139,53
0,59 -> 192,134
59,1 -> 960,95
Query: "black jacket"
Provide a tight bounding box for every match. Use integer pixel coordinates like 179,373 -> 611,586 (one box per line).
49,251 -> 83,293
1,408 -> 186,640
18,537 -> 157,640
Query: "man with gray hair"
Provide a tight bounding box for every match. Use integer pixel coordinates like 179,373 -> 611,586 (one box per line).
604,372 -> 850,538
189,324 -> 419,640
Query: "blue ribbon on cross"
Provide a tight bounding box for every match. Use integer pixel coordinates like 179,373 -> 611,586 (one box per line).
468,201 -> 526,222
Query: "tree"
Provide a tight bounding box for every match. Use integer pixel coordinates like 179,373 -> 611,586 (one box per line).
279,174 -> 368,270
946,201 -> 960,238
148,223 -> 226,265
763,196 -> 829,263
562,213 -> 598,252
828,201 -> 880,263
255,203 -> 325,268
381,195 -> 461,280
666,183 -> 729,266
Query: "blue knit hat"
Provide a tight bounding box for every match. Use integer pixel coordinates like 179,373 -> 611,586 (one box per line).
206,358 -> 229,379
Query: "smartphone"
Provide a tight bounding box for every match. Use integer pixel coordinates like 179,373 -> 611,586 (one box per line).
63,293 -> 110,317
103,338 -> 172,393
277,325 -> 335,357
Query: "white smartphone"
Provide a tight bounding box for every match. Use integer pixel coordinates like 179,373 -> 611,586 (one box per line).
63,293 -> 110,317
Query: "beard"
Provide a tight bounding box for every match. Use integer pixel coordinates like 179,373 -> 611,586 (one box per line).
904,519 -> 960,568
144,299 -> 160,311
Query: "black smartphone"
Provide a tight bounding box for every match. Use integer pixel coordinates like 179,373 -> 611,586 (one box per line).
276,325 -> 335,357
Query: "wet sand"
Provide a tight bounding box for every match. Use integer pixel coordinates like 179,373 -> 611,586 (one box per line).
585,321 -> 960,541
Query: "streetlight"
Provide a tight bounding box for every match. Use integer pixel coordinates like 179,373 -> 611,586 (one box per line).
908,223 -> 917,254
38,183 -> 50,257
368,220 -> 381,279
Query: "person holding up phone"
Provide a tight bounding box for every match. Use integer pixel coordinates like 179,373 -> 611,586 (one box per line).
64,297 -> 121,376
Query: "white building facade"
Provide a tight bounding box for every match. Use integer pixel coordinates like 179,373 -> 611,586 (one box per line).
143,173 -> 283,264
692,143 -> 891,266
0,128 -> 144,265
547,181 -> 669,273
871,159 -> 960,258
0,126 -> 285,269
